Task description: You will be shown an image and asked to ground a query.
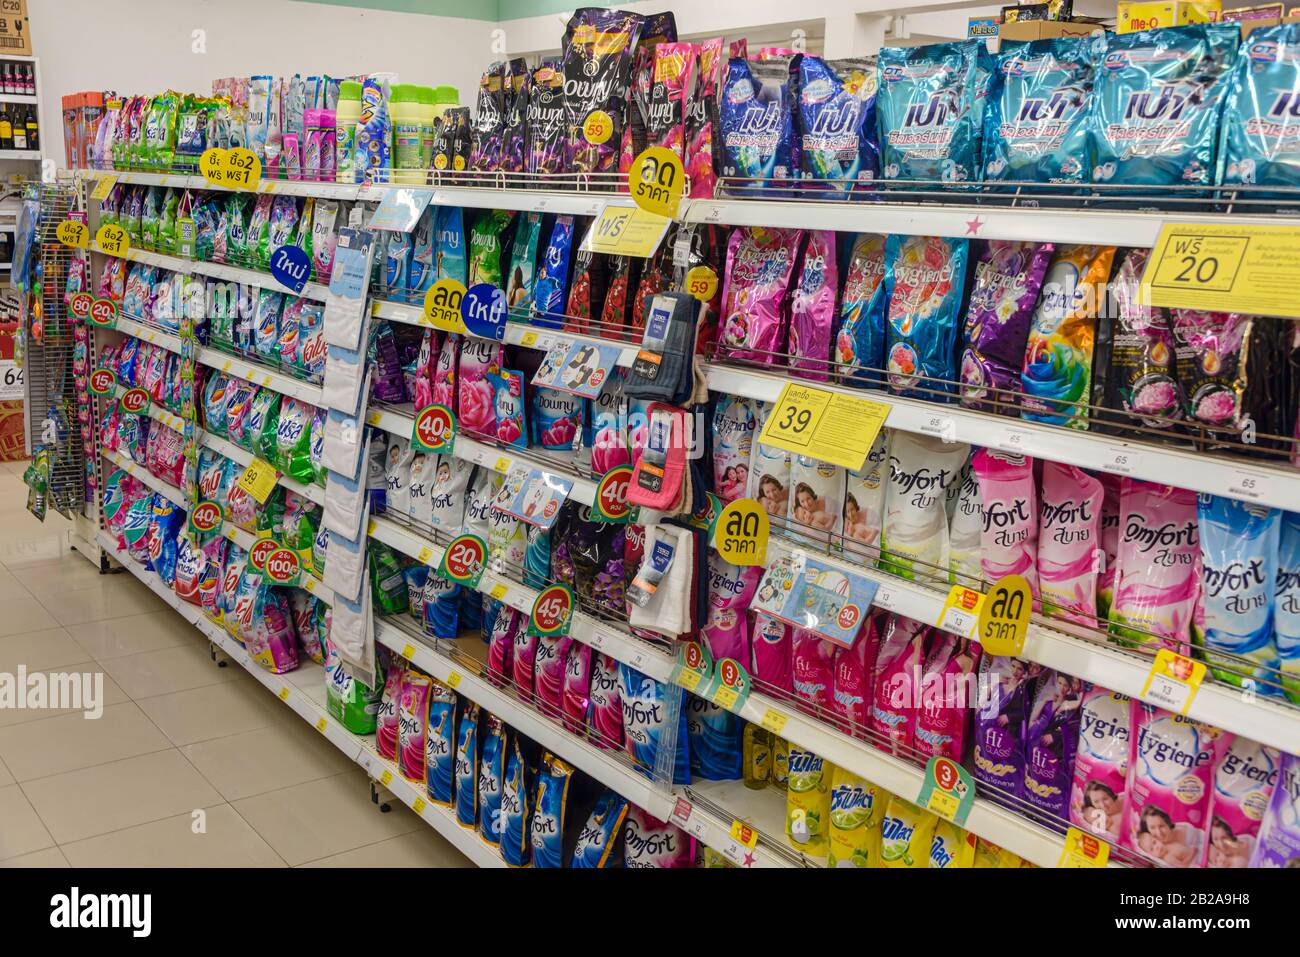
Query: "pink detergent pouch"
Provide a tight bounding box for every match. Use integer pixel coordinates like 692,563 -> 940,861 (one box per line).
433,332 -> 458,411
376,664 -> 405,761
751,612 -> 793,694
869,613 -> 931,756
288,591 -> 324,664
647,43 -> 696,162
915,634 -> 982,761
197,536 -> 228,622
789,229 -> 838,380
1207,736 -> 1280,868
703,549 -> 763,663
534,634 -> 573,719
456,338 -> 503,437
245,588 -> 299,675
513,628 -> 539,699
719,226 -> 804,366
687,37 -> 724,198
1038,461 -> 1103,627
792,627 -> 836,718
412,329 -> 438,411
488,605 -> 523,689
829,611 -> 881,736
589,651 -> 624,750
624,804 -> 695,868
1124,701 -> 1229,868
1070,684 -> 1131,845
1097,471 -> 1121,619
398,671 -> 433,783
562,641 -> 593,734
1108,479 -> 1200,656
972,448 -> 1039,596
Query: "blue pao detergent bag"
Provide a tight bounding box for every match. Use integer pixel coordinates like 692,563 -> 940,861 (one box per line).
1221,23 -> 1300,191
793,55 -> 879,194
1091,23 -> 1240,187
984,35 -> 1103,184
876,41 -> 982,183
720,56 -> 795,190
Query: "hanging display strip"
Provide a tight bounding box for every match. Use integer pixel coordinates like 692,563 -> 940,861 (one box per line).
102,449 -> 334,604
94,533 -> 502,867
706,365 -> 1300,514
111,384 -> 324,506
372,618 -> 797,868
114,316 -> 326,407
371,297 -> 639,367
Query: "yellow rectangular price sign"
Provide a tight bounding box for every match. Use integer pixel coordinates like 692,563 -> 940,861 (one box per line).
1058,827 -> 1111,868
447,672 -> 462,689
1141,649 -> 1206,715
278,687 -> 290,701
729,819 -> 759,850
236,458 -> 281,504
413,796 -> 427,815
380,770 -> 393,786
581,205 -> 671,258
315,717 -> 328,733
401,643 -> 416,661
90,173 -> 117,202
1142,223 -> 1300,318
757,382 -> 890,470
760,708 -> 788,736
490,583 -> 508,601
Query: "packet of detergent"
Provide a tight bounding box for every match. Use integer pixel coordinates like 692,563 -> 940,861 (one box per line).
794,55 -> 879,196
785,747 -> 831,862
983,35 -> 1101,186
883,234 -> 970,400
879,794 -> 938,868
1091,24 -> 1239,188
827,767 -> 884,868
1221,24 -> 1300,193
720,55 -> 795,193
876,41 -> 982,184
561,8 -> 645,175
687,38 -> 725,198
526,59 -> 566,175
647,43 -> 696,166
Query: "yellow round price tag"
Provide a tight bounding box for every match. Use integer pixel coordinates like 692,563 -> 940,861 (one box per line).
713,498 -> 769,566
225,147 -> 262,190
685,265 -> 718,302
975,573 -> 1032,656
422,278 -> 468,334
95,223 -> 130,257
583,110 -> 613,146
56,220 -> 88,249
629,145 -> 685,218
199,147 -> 227,187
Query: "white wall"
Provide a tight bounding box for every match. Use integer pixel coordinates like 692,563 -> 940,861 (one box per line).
28,0 -> 493,168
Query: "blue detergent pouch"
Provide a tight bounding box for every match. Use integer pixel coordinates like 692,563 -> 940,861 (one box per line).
882,233 -> 970,400
403,564 -> 429,623
795,55 -> 879,196
618,663 -> 691,785
1195,494 -> 1281,689
435,205 -> 468,284
876,41 -> 982,184
524,523 -> 551,590
478,714 -> 507,848
253,289 -> 285,366
146,499 -> 185,585
684,692 -> 743,781
571,789 -> 629,868
384,228 -> 412,296
421,571 -> 461,640
984,34 -> 1102,185
500,735 -> 531,866
407,206 -> 435,296
425,681 -> 457,806
1091,23 -> 1240,188
529,751 -> 573,868
1221,24 -> 1300,195
530,386 -> 583,450
454,700 -> 480,827
1276,512 -> 1300,702
720,56 -> 795,192
531,215 -> 574,329
835,233 -> 889,387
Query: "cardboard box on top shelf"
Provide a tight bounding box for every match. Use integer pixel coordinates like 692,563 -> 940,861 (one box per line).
0,0 -> 31,57
1117,1 -> 1221,32
998,19 -> 1106,42
1221,2 -> 1284,34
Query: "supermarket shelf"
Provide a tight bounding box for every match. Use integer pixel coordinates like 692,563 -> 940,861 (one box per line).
679,195 -> 1300,247
363,404 -> 599,509
96,533 -> 502,867
707,363 -> 1300,512
102,448 -> 333,604
92,241 -> 329,300
0,93 -> 39,105
0,149 -> 40,161
372,298 -> 638,367
110,383 -> 324,507
112,314 -> 326,406
373,618 -> 800,868
98,169 -> 363,201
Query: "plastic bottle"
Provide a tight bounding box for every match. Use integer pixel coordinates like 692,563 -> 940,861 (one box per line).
772,736 -> 790,792
416,86 -> 437,173
390,83 -> 422,185
334,79 -> 363,184
743,724 -> 772,790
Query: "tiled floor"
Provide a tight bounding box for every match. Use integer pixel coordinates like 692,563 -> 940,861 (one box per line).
0,461 -> 470,868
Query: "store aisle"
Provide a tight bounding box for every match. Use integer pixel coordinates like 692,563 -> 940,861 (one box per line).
0,463 -> 470,868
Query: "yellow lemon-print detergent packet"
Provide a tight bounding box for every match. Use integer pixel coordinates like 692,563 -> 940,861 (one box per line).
827,767 -> 884,868
974,836 -> 1023,868
929,818 -> 977,868
880,795 -> 937,868
785,748 -> 831,862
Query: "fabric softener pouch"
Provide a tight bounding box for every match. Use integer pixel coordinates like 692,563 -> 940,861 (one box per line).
1194,494 -> 1280,688
883,234 -> 970,400
712,395 -> 758,505
1091,23 -> 1240,188
1105,248 -> 1183,429
876,41 -> 982,183
983,35 -> 1101,185
972,449 -> 1040,596
530,751 -> 574,867
880,431 -> 969,580
789,230 -> 838,380
1070,684 -> 1131,844
530,215 -> 574,328
720,56 -> 796,192
719,227 -> 803,367
835,233 -> 888,387
571,790 -> 629,868
561,8 -> 645,175
1207,736 -> 1279,868
973,655 -> 1036,801
454,701 -> 480,827
1250,750 -> 1300,867
1023,669 -> 1083,821
1038,461 -> 1103,625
